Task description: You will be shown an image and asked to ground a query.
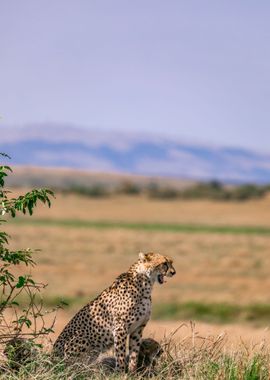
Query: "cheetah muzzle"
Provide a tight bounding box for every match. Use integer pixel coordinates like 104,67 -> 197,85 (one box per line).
53,252 -> 176,373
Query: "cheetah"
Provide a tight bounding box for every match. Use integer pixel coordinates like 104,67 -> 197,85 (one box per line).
53,252 -> 175,372
97,337 -> 163,375
4,337 -> 38,370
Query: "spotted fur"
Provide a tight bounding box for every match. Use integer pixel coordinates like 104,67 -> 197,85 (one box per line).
97,337 -> 163,375
53,252 -> 176,372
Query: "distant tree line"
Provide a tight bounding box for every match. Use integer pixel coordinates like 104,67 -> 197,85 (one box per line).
62,180 -> 270,201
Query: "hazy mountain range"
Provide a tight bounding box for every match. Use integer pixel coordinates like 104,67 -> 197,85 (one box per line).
1,125 -> 270,184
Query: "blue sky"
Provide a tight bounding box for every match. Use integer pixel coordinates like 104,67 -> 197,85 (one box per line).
0,1 -> 270,151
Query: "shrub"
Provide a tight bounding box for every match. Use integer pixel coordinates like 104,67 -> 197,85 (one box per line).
116,180 -> 141,195
0,153 -> 56,353
180,181 -> 231,200
230,184 -> 267,201
68,184 -> 109,197
146,183 -> 179,199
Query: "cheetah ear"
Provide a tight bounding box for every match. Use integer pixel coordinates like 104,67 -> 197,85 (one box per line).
138,252 -> 146,262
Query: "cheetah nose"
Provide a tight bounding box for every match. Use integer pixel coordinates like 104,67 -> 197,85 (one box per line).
170,269 -> 176,276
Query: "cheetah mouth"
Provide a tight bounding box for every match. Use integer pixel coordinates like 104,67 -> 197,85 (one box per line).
157,274 -> 164,284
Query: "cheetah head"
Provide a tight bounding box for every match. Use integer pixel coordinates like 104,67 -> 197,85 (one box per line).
138,252 -> 176,285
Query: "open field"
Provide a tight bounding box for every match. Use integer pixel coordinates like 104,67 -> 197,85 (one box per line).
5,193 -> 270,305
9,188 -> 270,226
12,217 -> 270,235
5,219 -> 270,306
4,190 -> 270,350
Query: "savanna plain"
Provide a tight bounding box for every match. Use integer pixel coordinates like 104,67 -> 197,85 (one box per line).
3,187 -> 270,379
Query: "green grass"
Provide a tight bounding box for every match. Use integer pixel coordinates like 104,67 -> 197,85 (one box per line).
152,301 -> 270,324
15,295 -> 270,325
38,297 -> 270,325
11,217 -> 270,235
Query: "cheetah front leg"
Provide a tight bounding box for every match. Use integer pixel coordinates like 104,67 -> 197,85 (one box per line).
128,324 -> 145,373
113,325 -> 128,372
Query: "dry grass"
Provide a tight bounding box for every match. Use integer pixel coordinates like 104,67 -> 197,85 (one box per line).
1,323 -> 270,379
4,223 -> 270,305
9,190 -> 270,226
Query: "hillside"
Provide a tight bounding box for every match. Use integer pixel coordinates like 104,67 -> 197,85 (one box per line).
5,166 -> 193,190
1,124 -> 270,183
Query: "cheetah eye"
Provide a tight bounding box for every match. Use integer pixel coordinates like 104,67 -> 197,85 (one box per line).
163,263 -> 168,271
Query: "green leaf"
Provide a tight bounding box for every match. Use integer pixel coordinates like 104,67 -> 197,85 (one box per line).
16,276 -> 26,288
11,301 -> 19,306
27,278 -> 36,285
0,153 -> 55,341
